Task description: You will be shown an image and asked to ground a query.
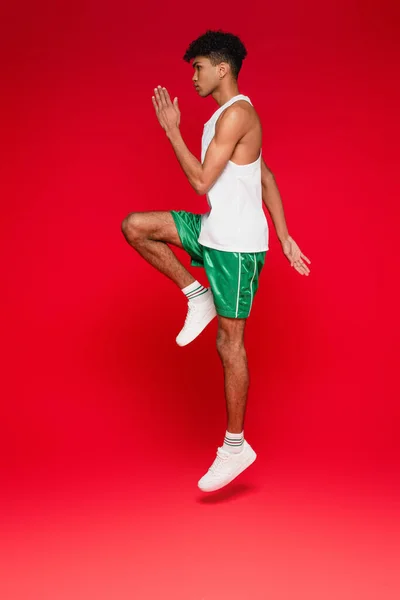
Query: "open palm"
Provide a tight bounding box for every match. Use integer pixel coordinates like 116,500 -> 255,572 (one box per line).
281,236 -> 311,276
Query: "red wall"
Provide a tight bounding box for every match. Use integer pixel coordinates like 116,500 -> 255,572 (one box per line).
1,0 -> 399,489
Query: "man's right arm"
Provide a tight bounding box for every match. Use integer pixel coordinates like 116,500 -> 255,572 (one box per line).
261,157 -> 289,243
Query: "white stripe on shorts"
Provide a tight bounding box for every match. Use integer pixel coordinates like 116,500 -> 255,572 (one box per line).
235,253 -> 242,318
248,254 -> 257,316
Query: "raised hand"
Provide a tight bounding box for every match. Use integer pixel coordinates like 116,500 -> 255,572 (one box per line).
151,85 -> 181,133
281,235 -> 311,276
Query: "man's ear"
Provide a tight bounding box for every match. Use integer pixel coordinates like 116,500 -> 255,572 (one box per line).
218,62 -> 229,79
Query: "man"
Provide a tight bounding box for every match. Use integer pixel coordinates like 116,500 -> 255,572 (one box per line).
121,30 -> 311,493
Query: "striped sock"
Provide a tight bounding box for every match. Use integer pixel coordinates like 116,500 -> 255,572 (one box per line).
223,430 -> 244,454
181,280 -> 210,304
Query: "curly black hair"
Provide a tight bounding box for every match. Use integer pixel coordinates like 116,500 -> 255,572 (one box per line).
183,29 -> 248,80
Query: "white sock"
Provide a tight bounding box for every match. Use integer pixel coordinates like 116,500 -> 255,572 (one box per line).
223,430 -> 244,454
181,280 -> 210,304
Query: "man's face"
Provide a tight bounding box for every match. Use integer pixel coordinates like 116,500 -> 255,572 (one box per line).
191,56 -> 219,97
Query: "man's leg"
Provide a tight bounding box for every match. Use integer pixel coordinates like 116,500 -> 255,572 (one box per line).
121,210 -> 216,345
216,315 -> 249,434
198,315 -> 257,493
121,210 -> 195,288
198,250 -> 261,492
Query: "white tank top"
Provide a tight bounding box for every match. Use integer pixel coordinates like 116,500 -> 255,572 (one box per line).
198,94 -> 269,253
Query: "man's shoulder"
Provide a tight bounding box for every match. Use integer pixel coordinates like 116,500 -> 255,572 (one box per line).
220,100 -> 258,124
217,101 -> 255,127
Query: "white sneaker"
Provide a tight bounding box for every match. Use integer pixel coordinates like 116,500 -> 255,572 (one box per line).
197,440 -> 257,492
176,291 -> 217,347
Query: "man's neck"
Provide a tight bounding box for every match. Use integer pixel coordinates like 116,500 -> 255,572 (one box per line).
212,86 -> 241,107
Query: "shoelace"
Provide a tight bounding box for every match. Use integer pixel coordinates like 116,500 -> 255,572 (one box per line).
208,448 -> 230,474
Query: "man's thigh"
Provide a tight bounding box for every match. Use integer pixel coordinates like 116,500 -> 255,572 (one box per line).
124,210 -> 184,248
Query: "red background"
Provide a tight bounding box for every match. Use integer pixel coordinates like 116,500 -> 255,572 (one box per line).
1,1 -> 399,598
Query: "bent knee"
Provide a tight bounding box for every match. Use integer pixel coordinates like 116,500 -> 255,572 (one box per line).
121,212 -> 147,243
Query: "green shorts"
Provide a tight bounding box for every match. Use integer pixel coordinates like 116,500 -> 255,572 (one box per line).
171,210 -> 266,319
